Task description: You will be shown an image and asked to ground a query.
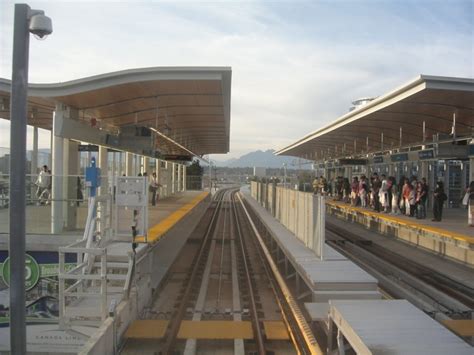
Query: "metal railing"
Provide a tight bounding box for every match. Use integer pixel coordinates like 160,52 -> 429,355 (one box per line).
58,194 -> 115,328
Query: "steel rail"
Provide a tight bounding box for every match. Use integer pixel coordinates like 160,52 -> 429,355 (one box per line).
216,190 -> 230,308
236,192 -> 323,355
326,221 -> 474,315
161,188 -> 227,353
231,190 -> 266,354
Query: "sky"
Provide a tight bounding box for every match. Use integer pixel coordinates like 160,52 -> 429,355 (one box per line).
0,0 -> 473,161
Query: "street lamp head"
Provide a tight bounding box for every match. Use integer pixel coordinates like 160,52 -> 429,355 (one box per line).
29,11 -> 52,39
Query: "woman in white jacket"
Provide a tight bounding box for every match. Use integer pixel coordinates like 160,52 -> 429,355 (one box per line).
379,174 -> 389,212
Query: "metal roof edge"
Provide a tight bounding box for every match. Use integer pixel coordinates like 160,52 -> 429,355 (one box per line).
0,66 -> 232,97
275,74 -> 474,156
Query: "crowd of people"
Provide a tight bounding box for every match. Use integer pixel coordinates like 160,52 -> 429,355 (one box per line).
313,173 -> 450,222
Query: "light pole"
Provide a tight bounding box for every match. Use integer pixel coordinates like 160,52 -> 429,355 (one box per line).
9,4 -> 52,353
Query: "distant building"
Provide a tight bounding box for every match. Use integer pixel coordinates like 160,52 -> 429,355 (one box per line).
253,166 -> 266,178
349,97 -> 376,111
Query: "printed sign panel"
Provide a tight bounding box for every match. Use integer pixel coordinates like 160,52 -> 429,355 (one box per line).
418,149 -> 435,160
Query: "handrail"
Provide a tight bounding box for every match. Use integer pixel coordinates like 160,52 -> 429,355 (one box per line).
123,252 -> 135,300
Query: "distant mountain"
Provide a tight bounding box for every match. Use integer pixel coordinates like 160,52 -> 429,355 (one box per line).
216,149 -> 312,169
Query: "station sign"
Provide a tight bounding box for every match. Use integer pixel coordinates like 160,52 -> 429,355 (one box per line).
373,156 -> 384,164
469,145 -> 474,156
1,254 -> 40,291
162,155 -> 192,161
418,149 -> 435,160
338,159 -> 367,166
390,153 -> 408,162
78,144 -> 99,152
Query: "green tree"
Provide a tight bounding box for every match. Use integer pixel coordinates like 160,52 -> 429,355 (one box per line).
187,159 -> 203,176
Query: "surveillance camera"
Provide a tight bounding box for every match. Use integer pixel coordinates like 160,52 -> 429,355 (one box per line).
29,14 -> 53,39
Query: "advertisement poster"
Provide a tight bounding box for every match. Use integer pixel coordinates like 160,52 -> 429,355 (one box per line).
0,251 -> 96,352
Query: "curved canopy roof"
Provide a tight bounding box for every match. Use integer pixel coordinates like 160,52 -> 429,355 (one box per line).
276,75 -> 473,160
0,66 -> 231,157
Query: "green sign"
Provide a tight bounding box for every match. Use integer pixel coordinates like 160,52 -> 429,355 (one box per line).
1,254 -> 40,291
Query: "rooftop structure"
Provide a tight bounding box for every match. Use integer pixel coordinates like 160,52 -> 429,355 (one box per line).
276,75 -> 473,160
0,66 -> 232,158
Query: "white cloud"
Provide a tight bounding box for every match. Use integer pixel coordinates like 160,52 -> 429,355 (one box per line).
0,0 -> 472,160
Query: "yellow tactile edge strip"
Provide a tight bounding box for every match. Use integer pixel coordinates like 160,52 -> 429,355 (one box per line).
177,320 -> 254,339
442,319 -> 474,337
327,200 -> 474,245
124,319 -> 169,339
136,192 -> 209,244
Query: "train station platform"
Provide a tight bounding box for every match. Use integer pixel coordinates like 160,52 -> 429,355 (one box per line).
0,191 -> 208,247
327,200 -> 474,266
137,191 -> 209,243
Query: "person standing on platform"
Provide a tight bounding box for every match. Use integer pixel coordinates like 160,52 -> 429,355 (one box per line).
420,178 -> 429,219
466,181 -> 474,227
312,177 -> 319,194
408,183 -> 416,217
350,176 -> 359,206
372,173 -> 381,212
432,181 -> 447,222
359,175 -> 368,208
402,178 -> 411,216
35,165 -> 51,205
149,172 -> 160,206
415,181 -> 423,219
398,176 -> 406,214
379,174 -> 389,212
389,176 -> 400,215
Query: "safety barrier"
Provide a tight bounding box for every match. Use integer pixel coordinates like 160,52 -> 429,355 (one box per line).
250,182 -> 325,258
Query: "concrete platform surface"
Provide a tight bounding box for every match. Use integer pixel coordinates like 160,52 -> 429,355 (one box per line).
328,200 -> 474,245
329,299 -> 473,354
139,191 -> 208,243
0,191 -> 206,236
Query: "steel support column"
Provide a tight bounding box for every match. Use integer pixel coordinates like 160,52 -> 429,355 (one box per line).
470,156 -> 474,182
171,162 -> 176,194
52,105 -> 65,234
98,146 -> 108,195
183,163 -> 187,191
143,156 -> 149,175
30,126 -> 38,200
177,164 -> 182,192
8,4 -> 30,352
126,152 -> 133,176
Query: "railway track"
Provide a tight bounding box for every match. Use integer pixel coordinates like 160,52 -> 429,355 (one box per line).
326,221 -> 474,320
121,187 -> 321,354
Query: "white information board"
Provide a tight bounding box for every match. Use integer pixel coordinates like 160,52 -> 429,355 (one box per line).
114,176 -> 149,241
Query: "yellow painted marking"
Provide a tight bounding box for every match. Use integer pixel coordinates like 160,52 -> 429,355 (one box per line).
442,319 -> 474,337
263,320 -> 290,340
177,320 -> 254,339
327,200 -> 474,244
135,192 -> 208,244
124,320 -> 169,339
